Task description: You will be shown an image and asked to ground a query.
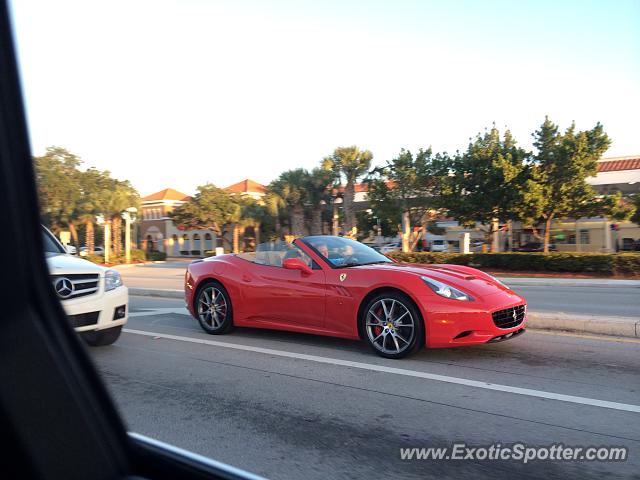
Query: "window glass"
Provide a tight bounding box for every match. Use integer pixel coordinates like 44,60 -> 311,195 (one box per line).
580,229 -> 590,245
304,236 -> 392,267
237,240 -> 314,268
42,227 -> 64,254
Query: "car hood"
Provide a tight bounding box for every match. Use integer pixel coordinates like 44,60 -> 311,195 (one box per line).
357,262 -> 511,297
46,252 -> 107,276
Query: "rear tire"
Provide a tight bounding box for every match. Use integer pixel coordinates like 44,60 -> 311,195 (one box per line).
81,325 -> 122,346
360,292 -> 424,359
194,281 -> 234,335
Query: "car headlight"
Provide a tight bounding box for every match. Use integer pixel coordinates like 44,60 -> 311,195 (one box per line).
105,269 -> 123,291
421,276 -> 473,301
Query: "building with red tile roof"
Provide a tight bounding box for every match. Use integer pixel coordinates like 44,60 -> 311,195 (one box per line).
589,155 -> 640,195
224,179 -> 267,196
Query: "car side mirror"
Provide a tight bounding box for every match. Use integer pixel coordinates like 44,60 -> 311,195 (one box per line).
283,258 -> 312,275
65,245 -> 76,255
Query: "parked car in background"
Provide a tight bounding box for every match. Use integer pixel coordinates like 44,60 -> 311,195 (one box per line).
43,226 -> 128,345
514,242 -> 557,252
79,246 -> 105,257
429,239 -> 449,252
379,242 -> 401,254
470,240 -> 486,252
620,238 -> 640,251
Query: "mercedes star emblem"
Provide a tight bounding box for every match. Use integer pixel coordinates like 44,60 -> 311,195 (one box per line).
54,277 -> 74,299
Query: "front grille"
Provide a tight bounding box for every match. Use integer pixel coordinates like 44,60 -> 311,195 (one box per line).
67,311 -> 100,328
51,274 -> 100,300
492,304 -> 526,329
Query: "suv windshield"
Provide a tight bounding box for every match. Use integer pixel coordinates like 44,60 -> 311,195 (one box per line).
42,227 -> 65,254
303,236 -> 392,267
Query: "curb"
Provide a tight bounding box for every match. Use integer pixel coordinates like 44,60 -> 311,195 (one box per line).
527,313 -> 639,338
129,288 -> 184,299
129,288 -> 640,339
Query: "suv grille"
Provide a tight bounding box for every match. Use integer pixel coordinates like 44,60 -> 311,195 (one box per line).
492,304 -> 526,329
67,311 -> 100,328
51,274 -> 100,300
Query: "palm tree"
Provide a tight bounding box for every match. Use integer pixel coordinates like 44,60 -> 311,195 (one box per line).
305,167 -> 335,235
267,169 -> 309,237
75,168 -> 110,255
324,146 -> 373,234
237,197 -> 267,250
264,191 -> 286,239
104,180 -> 139,257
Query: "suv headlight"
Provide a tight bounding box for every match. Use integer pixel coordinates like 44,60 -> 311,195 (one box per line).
105,269 -> 123,291
421,276 -> 473,301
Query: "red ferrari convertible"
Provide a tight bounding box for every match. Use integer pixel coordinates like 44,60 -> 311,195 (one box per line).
185,236 -> 527,358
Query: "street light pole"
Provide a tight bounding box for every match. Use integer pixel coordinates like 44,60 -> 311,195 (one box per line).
96,215 -> 109,264
124,215 -> 131,264
123,207 -> 137,264
104,221 -> 110,264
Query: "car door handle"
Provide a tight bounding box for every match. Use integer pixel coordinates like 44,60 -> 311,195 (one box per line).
242,274 -> 252,282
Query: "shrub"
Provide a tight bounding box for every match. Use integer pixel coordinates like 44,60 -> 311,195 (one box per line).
130,249 -> 146,262
614,254 -> 640,276
145,251 -> 167,261
386,252 -> 640,276
83,249 -> 156,264
84,254 -> 105,265
190,250 -> 201,256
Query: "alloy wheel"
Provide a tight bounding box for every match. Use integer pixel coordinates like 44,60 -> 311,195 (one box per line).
365,298 -> 415,355
197,286 -> 228,330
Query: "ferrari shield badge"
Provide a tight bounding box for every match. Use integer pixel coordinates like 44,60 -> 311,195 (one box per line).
339,273 -> 347,282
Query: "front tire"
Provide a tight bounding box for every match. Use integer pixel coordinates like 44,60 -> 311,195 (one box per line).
195,281 -> 234,334
81,325 -> 122,346
361,292 -> 424,359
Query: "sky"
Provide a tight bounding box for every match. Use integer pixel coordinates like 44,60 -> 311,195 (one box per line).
9,0 -> 640,197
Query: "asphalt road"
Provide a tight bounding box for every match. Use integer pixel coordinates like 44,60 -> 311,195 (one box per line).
118,263 -> 640,318
88,295 -> 640,480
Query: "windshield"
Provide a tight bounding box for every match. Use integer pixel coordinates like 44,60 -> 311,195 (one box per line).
303,236 -> 392,267
42,227 -> 65,254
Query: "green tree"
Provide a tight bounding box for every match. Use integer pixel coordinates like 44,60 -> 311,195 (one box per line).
231,196 -> 268,252
439,127 -> 529,251
33,146 -> 82,241
170,184 -> 240,248
530,117 -> 611,252
305,167 -> 335,235
323,146 -> 373,234
103,179 -> 139,257
75,168 -> 113,255
367,148 -> 444,251
355,210 -> 397,240
267,169 -> 309,237
264,190 -> 286,239
631,194 -> 640,225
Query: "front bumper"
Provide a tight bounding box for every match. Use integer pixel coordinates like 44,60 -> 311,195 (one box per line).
60,285 -> 129,332
417,292 -> 527,348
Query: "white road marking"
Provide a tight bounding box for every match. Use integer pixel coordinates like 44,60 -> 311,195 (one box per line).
129,308 -> 190,317
123,328 -> 640,414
